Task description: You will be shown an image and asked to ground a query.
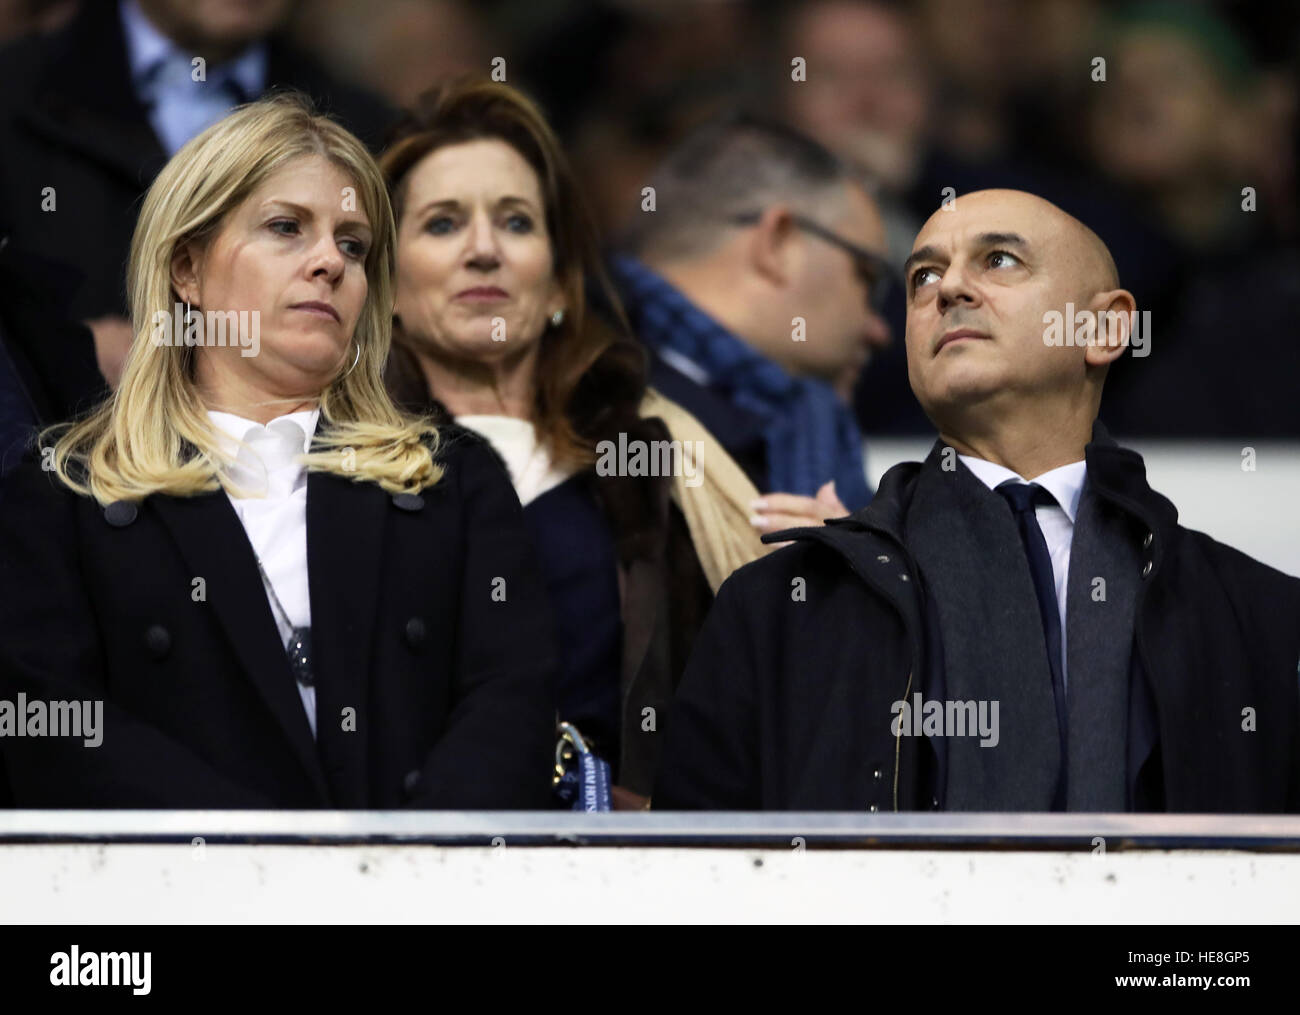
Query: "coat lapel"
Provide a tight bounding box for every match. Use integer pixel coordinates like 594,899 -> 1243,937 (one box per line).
151,489 -> 330,803
20,103 -> 166,192
304,458 -> 386,806
21,0 -> 167,189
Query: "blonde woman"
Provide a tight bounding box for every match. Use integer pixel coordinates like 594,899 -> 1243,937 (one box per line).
0,95 -> 557,809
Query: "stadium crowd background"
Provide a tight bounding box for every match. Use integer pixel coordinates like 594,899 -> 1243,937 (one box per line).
4,0 -> 1295,441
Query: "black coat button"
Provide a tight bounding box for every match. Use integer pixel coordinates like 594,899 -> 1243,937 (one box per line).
405,616 -> 427,648
104,501 -> 138,527
144,624 -> 171,658
392,493 -> 424,512
403,769 -> 421,796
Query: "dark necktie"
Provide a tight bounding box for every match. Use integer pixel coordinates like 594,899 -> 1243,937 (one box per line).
996,481 -> 1068,810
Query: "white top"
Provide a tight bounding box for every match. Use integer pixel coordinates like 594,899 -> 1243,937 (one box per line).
207,406 -> 320,738
456,415 -> 577,507
960,455 -> 1088,690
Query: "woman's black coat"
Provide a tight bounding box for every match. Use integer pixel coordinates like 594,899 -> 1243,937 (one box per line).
0,424 -> 558,809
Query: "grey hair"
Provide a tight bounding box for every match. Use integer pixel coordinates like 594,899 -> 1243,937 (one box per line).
620,111 -> 855,264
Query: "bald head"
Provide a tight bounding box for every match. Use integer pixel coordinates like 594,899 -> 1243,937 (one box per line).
903,188 -> 1135,445
909,189 -> 1118,295
1049,201 -> 1119,293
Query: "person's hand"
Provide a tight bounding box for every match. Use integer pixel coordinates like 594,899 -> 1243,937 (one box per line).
749,480 -> 849,538
84,315 -> 134,389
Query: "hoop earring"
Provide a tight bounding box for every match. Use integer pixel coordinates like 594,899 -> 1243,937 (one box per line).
341,343 -> 361,377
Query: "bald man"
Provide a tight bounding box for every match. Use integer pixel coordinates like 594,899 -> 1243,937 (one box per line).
653,190 -> 1300,814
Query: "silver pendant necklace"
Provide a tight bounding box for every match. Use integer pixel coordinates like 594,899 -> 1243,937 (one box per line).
255,556 -> 314,687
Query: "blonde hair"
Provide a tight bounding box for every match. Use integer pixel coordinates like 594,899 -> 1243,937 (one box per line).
44,92 -> 442,504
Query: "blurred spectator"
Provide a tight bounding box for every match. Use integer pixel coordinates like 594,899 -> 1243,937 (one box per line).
914,0 -> 1031,163
773,0 -> 1187,435
775,0 -> 935,435
0,0 -> 395,386
0,0 -> 75,42
558,1 -> 761,236
290,0 -> 491,109
781,0 -> 932,260
0,0 -> 1291,441
522,0 -> 758,142
611,113 -> 891,517
1089,2 -> 1300,437
1090,2 -> 1258,252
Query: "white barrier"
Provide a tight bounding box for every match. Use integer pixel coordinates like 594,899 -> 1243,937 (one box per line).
2,812 -> 1298,923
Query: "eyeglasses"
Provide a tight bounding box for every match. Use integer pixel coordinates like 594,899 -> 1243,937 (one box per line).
729,210 -> 896,311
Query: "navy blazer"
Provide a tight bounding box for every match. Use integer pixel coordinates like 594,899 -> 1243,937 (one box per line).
0,424 -> 558,809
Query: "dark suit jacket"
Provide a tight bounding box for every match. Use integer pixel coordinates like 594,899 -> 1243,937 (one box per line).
0,423 -> 558,809
0,0 -> 396,320
402,394 -> 714,797
654,424 -> 1300,813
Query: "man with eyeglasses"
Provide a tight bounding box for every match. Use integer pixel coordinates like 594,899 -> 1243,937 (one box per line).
610,113 -> 893,527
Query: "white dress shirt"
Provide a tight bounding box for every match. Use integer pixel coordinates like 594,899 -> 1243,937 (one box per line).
959,455 -> 1088,689
456,415 -> 577,507
207,407 -> 320,737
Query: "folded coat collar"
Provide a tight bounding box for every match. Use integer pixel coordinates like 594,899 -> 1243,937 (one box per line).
823,419 -> 1180,550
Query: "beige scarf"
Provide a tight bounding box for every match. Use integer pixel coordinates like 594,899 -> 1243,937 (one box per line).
640,388 -> 770,592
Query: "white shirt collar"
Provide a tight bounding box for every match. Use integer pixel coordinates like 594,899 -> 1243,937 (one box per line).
207,407 -> 321,497
120,0 -> 267,99
958,454 -> 1087,523
119,0 -> 171,86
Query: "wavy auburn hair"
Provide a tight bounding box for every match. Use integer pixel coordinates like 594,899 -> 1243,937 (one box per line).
43,92 -> 442,504
380,76 -> 646,469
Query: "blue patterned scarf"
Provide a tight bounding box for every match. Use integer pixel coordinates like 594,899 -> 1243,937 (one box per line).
610,255 -> 872,510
